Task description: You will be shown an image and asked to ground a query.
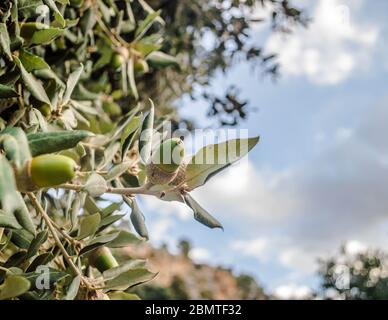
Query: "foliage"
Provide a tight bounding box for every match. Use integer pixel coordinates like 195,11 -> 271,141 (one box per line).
0,0 -> 261,300
139,0 -> 308,126
318,246 -> 388,300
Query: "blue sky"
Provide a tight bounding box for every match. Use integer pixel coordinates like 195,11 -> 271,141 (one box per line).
136,0 -> 388,298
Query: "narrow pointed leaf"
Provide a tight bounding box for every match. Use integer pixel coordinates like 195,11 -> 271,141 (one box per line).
183,194 -> 223,230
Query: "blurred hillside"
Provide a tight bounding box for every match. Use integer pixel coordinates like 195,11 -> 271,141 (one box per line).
120,240 -> 268,300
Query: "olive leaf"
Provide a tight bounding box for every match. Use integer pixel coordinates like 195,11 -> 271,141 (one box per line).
27,130 -> 93,156
0,156 -> 35,235
26,230 -> 48,259
127,56 -> 138,100
147,51 -> 180,69
0,275 -> 31,300
19,49 -> 50,72
83,174 -> 107,197
138,99 -> 154,164
108,292 -> 140,300
104,161 -> 132,182
125,196 -> 148,240
107,230 -> 143,248
62,64 -> 84,106
79,231 -> 120,256
65,276 -> 81,300
20,22 -> 63,46
103,259 -> 157,291
134,10 -> 162,41
0,127 -> 32,167
0,23 -> 12,60
43,0 -> 66,28
0,84 -> 19,98
183,193 -> 223,230
185,136 -> 260,190
77,213 -> 101,240
13,56 -> 51,106
120,114 -> 142,161
21,268 -> 69,290
0,210 -> 22,230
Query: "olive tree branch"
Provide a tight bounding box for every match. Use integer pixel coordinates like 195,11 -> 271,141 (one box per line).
59,182 -> 166,198
27,192 -> 94,291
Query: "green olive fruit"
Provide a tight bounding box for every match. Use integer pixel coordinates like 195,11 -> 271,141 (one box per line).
110,53 -> 124,69
146,138 -> 185,185
88,247 -> 119,273
102,101 -> 122,117
152,138 -> 185,173
37,103 -> 51,117
30,154 -> 77,188
134,59 -> 149,73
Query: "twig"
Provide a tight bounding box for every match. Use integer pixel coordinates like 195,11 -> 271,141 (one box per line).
59,182 -> 165,198
51,220 -> 81,250
27,193 -> 94,291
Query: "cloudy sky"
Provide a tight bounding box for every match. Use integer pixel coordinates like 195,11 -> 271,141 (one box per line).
137,0 -> 388,298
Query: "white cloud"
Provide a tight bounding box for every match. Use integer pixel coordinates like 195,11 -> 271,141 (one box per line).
344,240 -> 367,255
265,0 -> 379,84
230,237 -> 271,261
148,218 -> 175,244
188,99 -> 388,287
274,284 -> 313,300
189,247 -> 211,263
279,248 -> 317,274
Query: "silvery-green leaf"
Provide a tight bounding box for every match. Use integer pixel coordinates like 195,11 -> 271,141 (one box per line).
65,276 -> 81,300
104,161 -> 132,181
19,49 -> 50,72
62,64 -> 84,106
103,260 -> 146,280
134,10 -> 161,41
0,84 -> 18,98
127,56 -> 138,100
108,292 -> 140,300
104,266 -> 156,291
138,100 -> 154,164
0,155 -> 35,235
1,127 -> 32,166
98,214 -> 126,232
147,51 -> 180,68
79,231 -> 120,256
120,115 -> 142,161
0,276 -> 30,300
27,130 -> 93,156
107,230 -> 143,248
0,23 -> 12,60
183,193 -> 223,230
77,213 -> 101,240
26,230 -> 48,259
43,0 -> 66,28
126,197 -> 148,240
14,56 -> 51,106
83,174 -> 107,197
185,136 -> 260,190
0,210 -> 22,230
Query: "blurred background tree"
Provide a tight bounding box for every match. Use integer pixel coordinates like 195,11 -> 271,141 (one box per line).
133,0 -> 308,127
318,246 -> 388,300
